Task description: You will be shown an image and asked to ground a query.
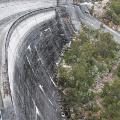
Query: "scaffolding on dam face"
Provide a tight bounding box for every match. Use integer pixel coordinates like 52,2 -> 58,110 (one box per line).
56,6 -> 75,43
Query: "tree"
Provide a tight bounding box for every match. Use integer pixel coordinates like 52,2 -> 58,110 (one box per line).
101,79 -> 120,120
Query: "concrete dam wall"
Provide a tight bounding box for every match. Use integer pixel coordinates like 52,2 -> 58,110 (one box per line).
12,21 -> 63,120
6,11 -> 65,120
1,2 -> 75,118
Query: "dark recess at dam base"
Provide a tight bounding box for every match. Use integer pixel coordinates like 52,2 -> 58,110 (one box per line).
5,6 -> 74,120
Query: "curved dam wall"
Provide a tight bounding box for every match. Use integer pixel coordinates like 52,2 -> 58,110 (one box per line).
6,11 -> 64,120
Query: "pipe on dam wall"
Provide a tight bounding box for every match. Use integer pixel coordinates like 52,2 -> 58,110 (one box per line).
6,10 -> 64,120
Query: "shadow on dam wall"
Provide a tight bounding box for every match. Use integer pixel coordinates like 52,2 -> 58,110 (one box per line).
10,19 -> 64,120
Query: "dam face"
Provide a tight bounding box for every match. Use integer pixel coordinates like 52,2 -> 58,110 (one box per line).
3,4 -> 75,119
9,19 -> 64,120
